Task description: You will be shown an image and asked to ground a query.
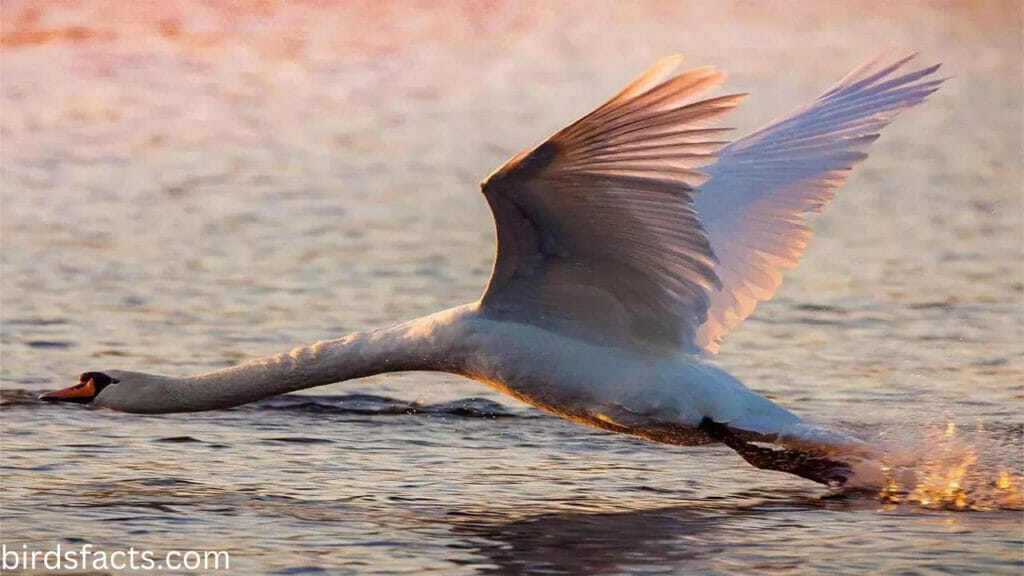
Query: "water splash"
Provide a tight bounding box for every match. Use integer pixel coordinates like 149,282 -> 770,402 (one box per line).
845,419 -> 1023,511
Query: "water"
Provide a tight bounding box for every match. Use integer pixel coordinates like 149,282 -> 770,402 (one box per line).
2,1 -> 1022,574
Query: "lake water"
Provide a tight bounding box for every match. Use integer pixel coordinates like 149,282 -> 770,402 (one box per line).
2,2 -> 1022,574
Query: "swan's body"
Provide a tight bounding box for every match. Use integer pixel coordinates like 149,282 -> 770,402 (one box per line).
93,305 -> 799,444
43,53 -> 943,485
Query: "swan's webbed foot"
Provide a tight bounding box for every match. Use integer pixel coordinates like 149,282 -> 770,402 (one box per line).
698,418 -> 852,487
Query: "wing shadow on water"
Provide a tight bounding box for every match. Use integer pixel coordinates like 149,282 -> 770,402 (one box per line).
444,493 -> 860,575
451,506 -> 716,575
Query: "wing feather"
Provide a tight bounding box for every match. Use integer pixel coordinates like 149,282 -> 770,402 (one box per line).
479,60 -> 742,350
694,53 -> 944,354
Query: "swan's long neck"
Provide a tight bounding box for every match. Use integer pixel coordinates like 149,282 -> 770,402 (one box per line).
109,306 -> 477,413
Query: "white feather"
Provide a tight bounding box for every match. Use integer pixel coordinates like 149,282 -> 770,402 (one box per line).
694,53 -> 944,354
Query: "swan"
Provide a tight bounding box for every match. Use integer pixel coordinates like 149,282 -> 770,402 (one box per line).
41,53 -> 943,486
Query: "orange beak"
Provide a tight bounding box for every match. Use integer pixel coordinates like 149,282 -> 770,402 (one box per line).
39,377 -> 96,403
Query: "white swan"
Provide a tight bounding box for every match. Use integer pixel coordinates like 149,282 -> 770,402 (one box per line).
41,53 -> 943,485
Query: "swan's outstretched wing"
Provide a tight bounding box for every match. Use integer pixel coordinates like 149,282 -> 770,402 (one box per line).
479,57 -> 742,350
693,53 -> 944,354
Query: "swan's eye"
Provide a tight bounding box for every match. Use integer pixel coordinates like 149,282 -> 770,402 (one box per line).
78,372 -> 117,387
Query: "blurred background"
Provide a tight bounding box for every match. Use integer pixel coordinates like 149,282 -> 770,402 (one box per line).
1,2 -> 1022,574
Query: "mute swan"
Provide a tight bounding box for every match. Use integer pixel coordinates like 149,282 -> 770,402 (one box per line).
41,53 -> 943,485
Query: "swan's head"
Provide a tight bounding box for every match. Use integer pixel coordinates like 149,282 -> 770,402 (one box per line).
38,370 -> 168,412
39,371 -> 120,405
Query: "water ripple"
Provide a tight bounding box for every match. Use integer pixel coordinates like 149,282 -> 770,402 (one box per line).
2,388 -> 525,419
243,393 -> 522,419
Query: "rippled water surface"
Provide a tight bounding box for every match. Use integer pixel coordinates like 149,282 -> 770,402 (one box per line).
2,2 -> 1023,574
